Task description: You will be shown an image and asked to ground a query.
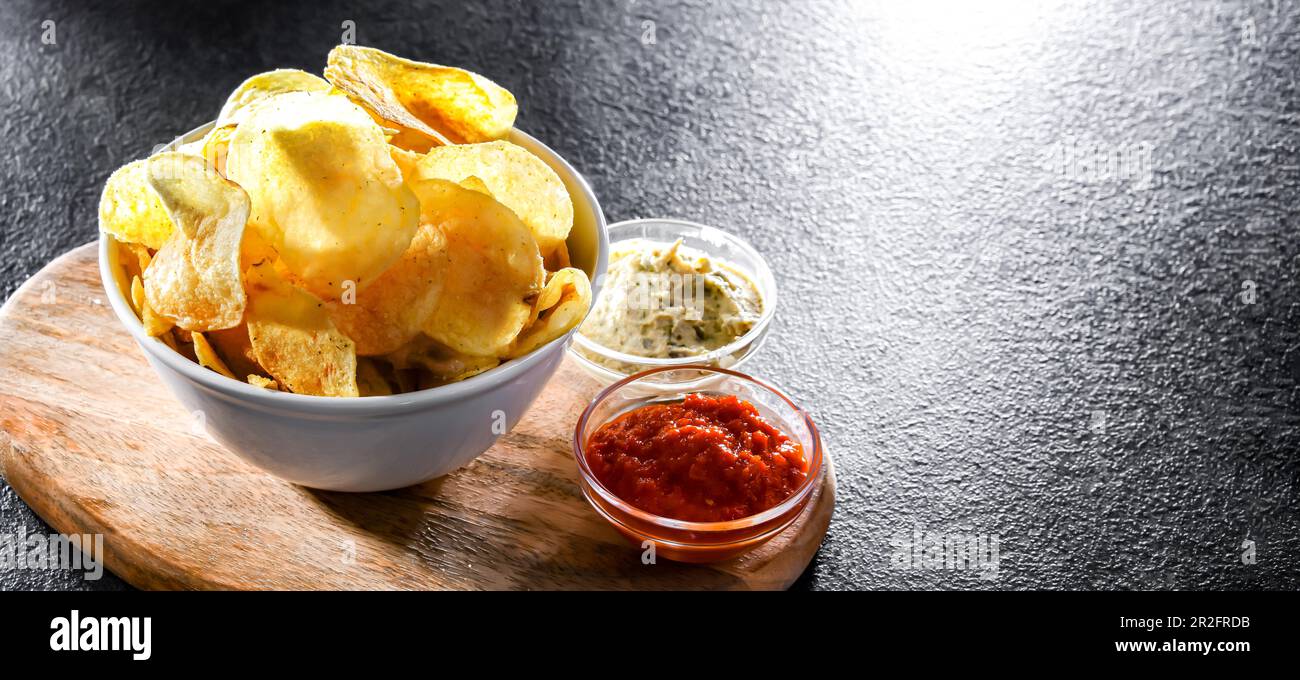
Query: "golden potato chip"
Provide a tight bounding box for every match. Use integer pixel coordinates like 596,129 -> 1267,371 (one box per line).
172,330 -> 198,362
173,126 -> 234,176
245,261 -> 359,397
506,267 -> 592,358
142,298 -> 174,337
129,275 -> 146,317
413,141 -> 573,258
237,225 -> 277,273
112,242 -> 149,308
201,125 -> 235,177
216,69 -> 332,127
435,355 -> 499,384
174,138 -> 205,157
390,149 -> 490,199
225,91 -> 419,300
142,153 -> 249,331
457,175 -> 492,196
99,159 -> 174,250
191,331 -> 237,379
416,359 -> 496,390
388,146 -> 422,180
387,128 -> 446,154
544,240 -> 571,271
391,366 -> 419,394
324,45 -> 516,150
327,223 -> 449,355
412,179 -> 543,356
385,334 -> 499,384
128,242 -> 153,273
247,374 -> 279,390
355,358 -> 394,396
206,324 -> 266,380
158,329 -> 180,352
131,272 -> 174,342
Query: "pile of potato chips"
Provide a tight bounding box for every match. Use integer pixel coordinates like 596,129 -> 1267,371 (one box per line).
99,46 -> 592,397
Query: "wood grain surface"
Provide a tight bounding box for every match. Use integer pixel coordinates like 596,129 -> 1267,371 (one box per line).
0,244 -> 834,590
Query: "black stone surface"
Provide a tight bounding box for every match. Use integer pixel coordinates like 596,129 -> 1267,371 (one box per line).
1,0 -> 1297,591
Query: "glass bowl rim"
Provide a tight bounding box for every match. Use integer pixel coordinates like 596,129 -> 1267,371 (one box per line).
571,363 -> 824,533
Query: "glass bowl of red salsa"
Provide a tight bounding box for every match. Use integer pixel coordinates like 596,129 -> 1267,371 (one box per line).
573,365 -> 824,563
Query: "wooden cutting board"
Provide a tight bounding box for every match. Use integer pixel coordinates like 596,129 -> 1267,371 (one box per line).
0,243 -> 834,590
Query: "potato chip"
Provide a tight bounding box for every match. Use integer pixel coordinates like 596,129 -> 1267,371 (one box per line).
129,275 -> 146,316
201,125 -> 235,177
412,141 -> 573,258
172,126 -> 234,177
111,242 -> 148,309
225,91 -> 419,301
385,334 -> 500,384
191,331 -> 238,379
324,45 -> 516,150
506,267 -> 592,358
169,329 -> 196,362
99,159 -> 175,250
326,223 -> 449,355
142,297 -> 174,337
388,146 -> 422,180
131,272 -> 175,342
247,374 -> 279,390
174,139 -> 205,157
416,358 -> 496,389
158,329 -> 181,352
391,367 -> 419,394
355,358 -> 394,396
457,175 -> 492,196
245,261 -> 359,397
127,242 -> 153,273
411,179 -> 544,356
544,240 -> 571,271
206,324 -> 266,380
384,127 -> 443,153
216,69 -> 332,127
141,153 -> 249,331
238,226 -> 277,273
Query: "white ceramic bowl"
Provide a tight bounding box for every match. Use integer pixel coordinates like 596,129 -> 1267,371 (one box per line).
100,123 -> 608,492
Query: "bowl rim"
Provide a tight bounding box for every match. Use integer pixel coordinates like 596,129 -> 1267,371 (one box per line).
570,218 -> 778,370
99,124 -> 608,415
571,363 -> 824,533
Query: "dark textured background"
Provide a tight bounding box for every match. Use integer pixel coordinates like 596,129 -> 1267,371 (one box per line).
1,0 -> 1297,590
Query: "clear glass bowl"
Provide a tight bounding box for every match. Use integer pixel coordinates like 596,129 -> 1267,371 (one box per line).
572,365 -> 823,563
569,218 -> 777,385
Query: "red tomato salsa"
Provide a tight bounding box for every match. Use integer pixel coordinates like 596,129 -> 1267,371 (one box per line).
585,393 -> 808,522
